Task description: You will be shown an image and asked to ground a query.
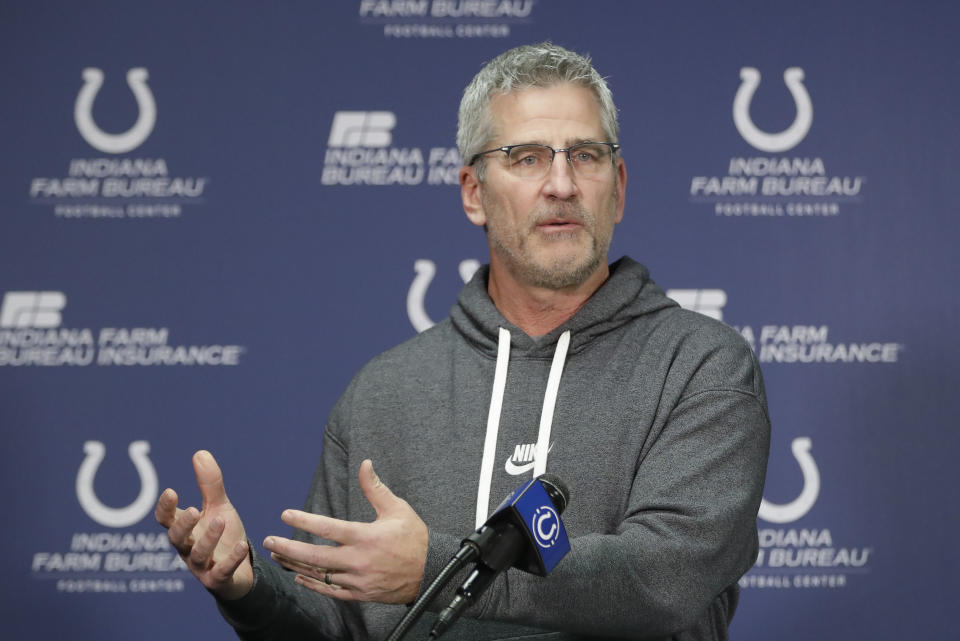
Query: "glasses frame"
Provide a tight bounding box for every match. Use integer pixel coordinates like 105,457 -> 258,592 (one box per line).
468,141 -> 621,178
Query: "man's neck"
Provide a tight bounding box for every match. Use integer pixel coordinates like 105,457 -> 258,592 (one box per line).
487,264 -> 610,337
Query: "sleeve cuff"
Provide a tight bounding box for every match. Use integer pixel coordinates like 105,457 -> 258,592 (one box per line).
417,529 -> 477,612
214,547 -> 283,631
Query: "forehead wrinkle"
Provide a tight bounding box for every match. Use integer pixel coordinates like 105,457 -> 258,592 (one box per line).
493,120 -> 604,148
486,86 -> 607,155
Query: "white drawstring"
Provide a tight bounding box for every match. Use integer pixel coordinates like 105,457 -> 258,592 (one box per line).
474,329 -> 571,527
475,327 -> 512,528
534,330 -> 569,477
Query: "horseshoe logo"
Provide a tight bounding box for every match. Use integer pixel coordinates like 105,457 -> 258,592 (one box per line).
531,505 -> 561,548
407,258 -> 481,332
74,67 -> 157,154
758,437 -> 820,524
76,440 -> 159,528
733,67 -> 813,153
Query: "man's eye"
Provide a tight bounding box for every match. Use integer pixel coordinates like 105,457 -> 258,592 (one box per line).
572,147 -> 601,163
515,153 -> 543,166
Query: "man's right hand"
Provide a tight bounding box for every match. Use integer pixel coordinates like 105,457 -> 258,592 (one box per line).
155,450 -> 254,600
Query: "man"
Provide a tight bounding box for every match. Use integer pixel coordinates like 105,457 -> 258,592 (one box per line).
156,43 -> 770,640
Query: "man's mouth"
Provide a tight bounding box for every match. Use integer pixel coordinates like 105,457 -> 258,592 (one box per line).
537,218 -> 582,230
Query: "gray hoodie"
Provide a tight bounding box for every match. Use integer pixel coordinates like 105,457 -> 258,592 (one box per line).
219,257 -> 771,641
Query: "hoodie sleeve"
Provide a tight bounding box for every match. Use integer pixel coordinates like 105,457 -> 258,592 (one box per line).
463,336 -> 771,639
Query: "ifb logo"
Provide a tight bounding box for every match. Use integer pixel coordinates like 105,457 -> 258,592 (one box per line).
531,504 -> 561,549
733,67 -> 813,153
75,67 -> 157,154
328,111 -> 396,147
0,291 -> 66,328
666,289 -> 727,321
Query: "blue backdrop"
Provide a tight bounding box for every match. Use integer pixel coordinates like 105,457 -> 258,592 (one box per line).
2,1 -> 957,638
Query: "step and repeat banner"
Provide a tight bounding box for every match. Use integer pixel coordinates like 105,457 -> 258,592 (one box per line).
1,1 -> 956,639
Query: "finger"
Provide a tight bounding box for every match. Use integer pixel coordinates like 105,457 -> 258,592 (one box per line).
269,551 -> 328,581
209,540 -> 250,584
155,488 -> 180,528
263,536 -> 349,572
358,459 -> 400,518
193,450 -> 230,511
270,554 -> 361,594
269,552 -> 355,591
294,573 -> 363,601
189,516 -> 225,570
317,569 -> 359,592
167,506 -> 201,555
280,509 -> 359,543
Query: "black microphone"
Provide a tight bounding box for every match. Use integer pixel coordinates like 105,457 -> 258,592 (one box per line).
430,474 -> 571,639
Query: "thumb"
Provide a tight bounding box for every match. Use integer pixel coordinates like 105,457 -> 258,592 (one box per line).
358,459 -> 400,518
193,450 -> 230,510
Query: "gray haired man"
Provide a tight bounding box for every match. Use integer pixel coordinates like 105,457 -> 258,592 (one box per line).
158,42 -> 770,641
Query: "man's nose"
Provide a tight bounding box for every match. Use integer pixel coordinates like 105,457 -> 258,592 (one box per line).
542,153 -> 578,199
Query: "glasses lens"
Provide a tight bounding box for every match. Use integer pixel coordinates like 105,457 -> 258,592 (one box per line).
568,143 -> 613,174
506,145 -> 554,178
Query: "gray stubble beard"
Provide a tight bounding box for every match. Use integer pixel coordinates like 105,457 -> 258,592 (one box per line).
485,197 -> 614,291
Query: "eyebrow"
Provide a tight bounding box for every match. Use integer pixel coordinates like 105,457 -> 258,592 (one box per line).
514,137 -> 599,147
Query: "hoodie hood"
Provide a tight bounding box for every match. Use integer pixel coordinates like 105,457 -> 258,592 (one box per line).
450,256 -> 678,357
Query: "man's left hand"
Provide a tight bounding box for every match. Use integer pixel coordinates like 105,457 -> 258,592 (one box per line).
263,459 -> 428,604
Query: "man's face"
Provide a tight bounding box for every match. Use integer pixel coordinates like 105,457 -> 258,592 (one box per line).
461,84 -> 626,291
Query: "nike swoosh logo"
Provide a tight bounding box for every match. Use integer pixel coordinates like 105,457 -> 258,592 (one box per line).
504,442 -> 555,476
505,459 -> 536,475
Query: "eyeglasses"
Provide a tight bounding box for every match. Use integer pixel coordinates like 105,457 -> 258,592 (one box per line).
469,142 -> 620,180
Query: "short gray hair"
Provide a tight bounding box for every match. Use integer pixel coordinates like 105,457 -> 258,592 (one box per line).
457,42 -> 619,177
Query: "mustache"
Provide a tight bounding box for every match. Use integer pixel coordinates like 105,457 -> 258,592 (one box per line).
531,203 -> 591,226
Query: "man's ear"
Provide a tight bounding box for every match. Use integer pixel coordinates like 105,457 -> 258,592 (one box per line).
614,157 -> 627,223
460,166 -> 487,227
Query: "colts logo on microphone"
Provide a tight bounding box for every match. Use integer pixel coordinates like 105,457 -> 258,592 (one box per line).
531,504 -> 561,549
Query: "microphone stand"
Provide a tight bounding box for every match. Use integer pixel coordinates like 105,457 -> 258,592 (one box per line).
383,527 -> 497,641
